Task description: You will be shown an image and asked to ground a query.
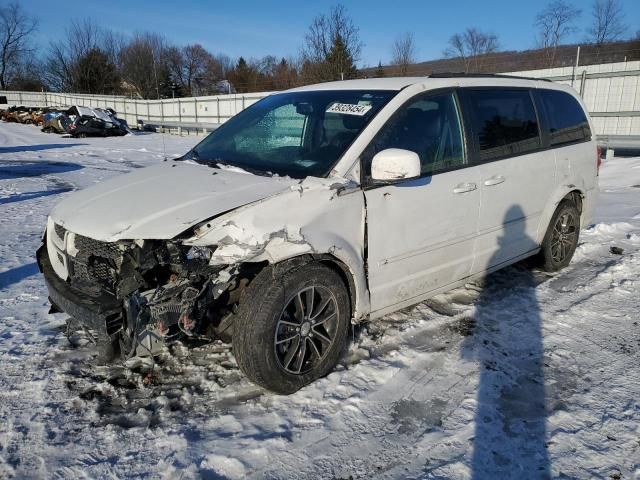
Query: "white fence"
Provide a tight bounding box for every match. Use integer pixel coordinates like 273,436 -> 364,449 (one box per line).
511,60 -> 640,137
0,90 -> 271,132
1,60 -> 639,136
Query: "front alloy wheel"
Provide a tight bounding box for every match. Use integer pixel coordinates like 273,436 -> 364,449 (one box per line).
274,285 -> 339,375
233,262 -> 350,394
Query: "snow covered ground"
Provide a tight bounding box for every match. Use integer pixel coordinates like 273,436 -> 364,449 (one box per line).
0,121 -> 638,479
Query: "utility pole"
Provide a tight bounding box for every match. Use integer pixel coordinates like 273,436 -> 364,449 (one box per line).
571,46 -> 581,88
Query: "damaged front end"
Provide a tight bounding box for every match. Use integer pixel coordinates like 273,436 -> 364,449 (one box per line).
37,219 -> 259,359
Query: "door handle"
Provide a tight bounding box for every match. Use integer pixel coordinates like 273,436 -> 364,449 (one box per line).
484,175 -> 505,186
453,182 -> 477,194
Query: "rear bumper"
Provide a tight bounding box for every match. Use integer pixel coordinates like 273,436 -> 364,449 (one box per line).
37,243 -> 123,338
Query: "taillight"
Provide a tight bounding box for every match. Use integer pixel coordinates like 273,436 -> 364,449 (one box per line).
596,146 -> 602,176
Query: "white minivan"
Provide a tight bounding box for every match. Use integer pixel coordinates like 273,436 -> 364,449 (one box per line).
38,75 -> 598,393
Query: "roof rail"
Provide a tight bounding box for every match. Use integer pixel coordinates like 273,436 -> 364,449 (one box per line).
428,72 -> 552,82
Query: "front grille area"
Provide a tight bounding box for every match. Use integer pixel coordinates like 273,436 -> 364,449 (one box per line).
58,232 -> 127,294
73,234 -> 122,260
70,257 -> 116,283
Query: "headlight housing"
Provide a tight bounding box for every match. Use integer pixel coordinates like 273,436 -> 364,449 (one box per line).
185,245 -> 215,262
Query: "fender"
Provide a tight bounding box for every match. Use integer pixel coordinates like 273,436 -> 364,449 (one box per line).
183,177 -> 371,320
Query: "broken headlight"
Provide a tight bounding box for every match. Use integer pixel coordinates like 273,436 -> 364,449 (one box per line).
185,245 -> 215,262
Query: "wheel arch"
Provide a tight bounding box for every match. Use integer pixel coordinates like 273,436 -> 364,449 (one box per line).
263,253 -> 359,323
536,187 -> 585,245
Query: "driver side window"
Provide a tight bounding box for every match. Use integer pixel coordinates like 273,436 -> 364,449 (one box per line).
364,91 -> 465,178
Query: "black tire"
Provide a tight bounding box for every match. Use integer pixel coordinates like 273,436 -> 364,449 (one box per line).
538,199 -> 580,272
78,133 -> 87,138
232,262 -> 350,394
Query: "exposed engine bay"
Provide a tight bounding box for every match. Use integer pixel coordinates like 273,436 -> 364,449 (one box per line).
38,222 -> 263,359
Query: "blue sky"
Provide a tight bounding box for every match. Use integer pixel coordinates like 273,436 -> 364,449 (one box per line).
26,0 -> 640,66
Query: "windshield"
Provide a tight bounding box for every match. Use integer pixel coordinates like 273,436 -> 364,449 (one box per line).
187,90 -> 396,178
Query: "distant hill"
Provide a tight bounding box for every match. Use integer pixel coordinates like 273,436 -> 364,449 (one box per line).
366,39 -> 640,77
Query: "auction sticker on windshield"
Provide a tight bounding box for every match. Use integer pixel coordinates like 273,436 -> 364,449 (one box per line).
326,103 -> 372,116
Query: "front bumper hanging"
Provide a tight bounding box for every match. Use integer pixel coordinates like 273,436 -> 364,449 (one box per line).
37,244 -> 124,339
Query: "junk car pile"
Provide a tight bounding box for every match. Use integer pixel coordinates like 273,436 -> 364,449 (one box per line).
1,104 -> 130,137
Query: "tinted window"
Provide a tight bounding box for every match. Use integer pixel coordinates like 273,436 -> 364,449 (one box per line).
364,92 -> 465,177
539,89 -> 591,146
466,89 -> 540,161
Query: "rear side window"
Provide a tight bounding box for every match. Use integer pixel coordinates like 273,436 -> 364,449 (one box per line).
538,90 -> 591,146
466,89 -> 540,162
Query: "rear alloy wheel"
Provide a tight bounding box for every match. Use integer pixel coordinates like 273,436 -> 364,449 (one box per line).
233,262 -> 350,394
538,199 -> 580,272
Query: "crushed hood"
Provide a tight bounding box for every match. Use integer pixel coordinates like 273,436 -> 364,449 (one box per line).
50,161 -> 298,241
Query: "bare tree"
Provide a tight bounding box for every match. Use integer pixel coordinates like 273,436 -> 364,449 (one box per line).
444,28 -> 499,72
535,1 -> 581,48
587,0 -> 627,44
0,2 -> 38,89
166,44 -> 222,96
73,48 -> 121,94
44,19 -> 122,93
391,32 -> 416,75
120,32 -> 168,99
214,53 -> 234,78
302,4 -> 363,81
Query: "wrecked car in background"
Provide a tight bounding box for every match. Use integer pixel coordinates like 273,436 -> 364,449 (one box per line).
42,111 -> 72,134
65,106 -> 130,137
2,106 -> 32,123
68,115 -> 128,138
40,105 -> 129,136
38,76 -> 598,393
30,107 -> 60,127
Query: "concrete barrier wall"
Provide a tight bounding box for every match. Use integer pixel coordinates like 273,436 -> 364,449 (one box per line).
2,60 -> 639,136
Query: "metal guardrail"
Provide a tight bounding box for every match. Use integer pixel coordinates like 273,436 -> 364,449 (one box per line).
590,111 -> 640,117
597,135 -> 640,157
597,135 -> 640,148
138,119 -> 220,134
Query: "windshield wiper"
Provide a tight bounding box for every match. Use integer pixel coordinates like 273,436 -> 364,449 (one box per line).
213,160 -> 274,177
186,150 -> 274,177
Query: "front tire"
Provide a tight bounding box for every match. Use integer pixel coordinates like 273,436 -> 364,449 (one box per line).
232,262 -> 350,394
538,199 -> 580,272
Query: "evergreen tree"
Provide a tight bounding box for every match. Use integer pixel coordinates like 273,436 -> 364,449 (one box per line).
324,34 -> 357,81
375,61 -> 385,78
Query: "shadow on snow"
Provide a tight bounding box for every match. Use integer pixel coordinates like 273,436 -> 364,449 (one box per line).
0,160 -> 84,180
0,262 -> 40,290
0,143 -> 86,154
461,205 -> 550,479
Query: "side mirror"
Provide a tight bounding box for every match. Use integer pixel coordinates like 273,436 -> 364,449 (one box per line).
371,148 -> 421,182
